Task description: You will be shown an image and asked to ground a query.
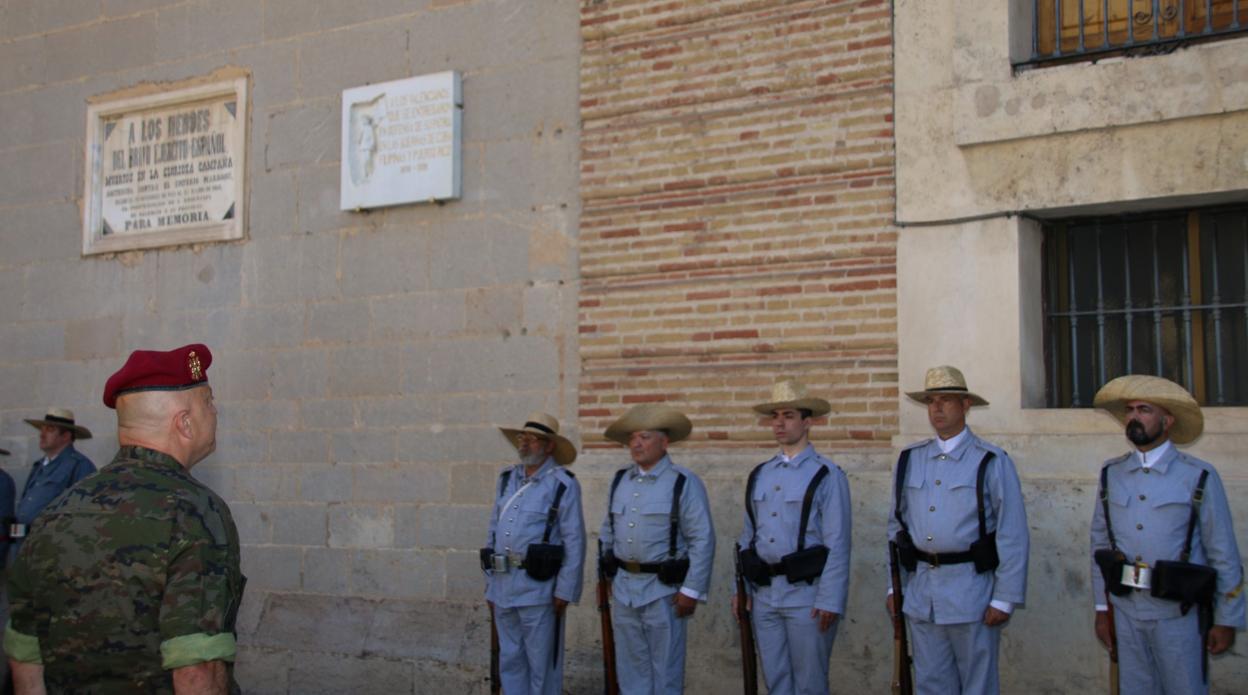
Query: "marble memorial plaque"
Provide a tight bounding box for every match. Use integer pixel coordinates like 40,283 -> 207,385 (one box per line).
340,71 -> 462,210
83,73 -> 248,255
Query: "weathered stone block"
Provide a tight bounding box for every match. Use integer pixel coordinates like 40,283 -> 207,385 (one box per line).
271,349 -> 331,400
154,245 -> 245,313
293,165 -> 355,235
351,549 -> 443,600
302,547 -> 351,595
396,426 -> 505,464
241,545 -> 301,591
236,306 -> 303,350
246,170 -> 298,241
356,395 -> 438,429
339,226 -> 431,299
299,399 -> 355,431
182,0 -> 264,56
213,350 -> 273,402
328,505 -> 393,548
249,593 -> 377,653
298,464 -> 352,502
269,504 -> 328,546
264,99 -> 339,171
243,234 -> 341,307
445,550 -> 486,601
44,15 -> 155,82
352,462 -> 448,504
210,430 -> 269,469
233,465 -> 295,503
451,462 -> 501,504
331,430 -> 395,464
219,400 -> 298,433
0,143 -> 78,207
296,23 -> 409,101
3,0 -> 100,38
0,321 -> 65,363
231,646 -> 290,695
362,598 -> 488,662
416,504 -> 487,549
304,300 -> 370,345
328,345 -> 403,397
270,431 -> 329,465
288,651 -> 414,695
229,502 -> 271,545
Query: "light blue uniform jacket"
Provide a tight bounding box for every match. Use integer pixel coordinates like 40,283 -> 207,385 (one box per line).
886,429 -> 1029,624
599,456 -> 716,607
737,445 -> 852,615
1090,446 -> 1246,628
484,458 -> 586,608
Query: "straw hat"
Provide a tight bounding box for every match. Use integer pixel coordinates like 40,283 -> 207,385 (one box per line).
24,407 -> 93,439
905,366 -> 988,407
498,412 -> 577,466
752,378 -> 831,417
1093,375 -> 1203,445
603,404 -> 692,446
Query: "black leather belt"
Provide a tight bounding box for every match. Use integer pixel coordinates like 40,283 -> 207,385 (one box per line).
620,560 -> 663,574
913,548 -> 975,567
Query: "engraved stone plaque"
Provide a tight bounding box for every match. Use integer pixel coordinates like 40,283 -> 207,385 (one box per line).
340,71 -> 462,210
83,73 -> 248,255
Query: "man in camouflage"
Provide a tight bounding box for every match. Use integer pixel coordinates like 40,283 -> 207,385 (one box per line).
4,344 -> 245,695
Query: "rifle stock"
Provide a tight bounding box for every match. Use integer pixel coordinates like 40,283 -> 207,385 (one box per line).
598,545 -> 620,695
1104,597 -> 1118,695
888,541 -> 914,695
734,548 -> 759,695
489,603 -> 501,695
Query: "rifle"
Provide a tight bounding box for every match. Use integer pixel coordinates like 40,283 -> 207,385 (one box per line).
888,541 -> 914,695
598,542 -> 620,695
489,603 -> 501,695
734,547 -> 759,695
1104,598 -> 1118,695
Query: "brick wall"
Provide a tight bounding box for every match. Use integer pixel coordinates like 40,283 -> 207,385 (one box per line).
578,0 -> 898,449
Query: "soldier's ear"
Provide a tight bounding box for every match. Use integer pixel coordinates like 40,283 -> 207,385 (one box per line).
174,409 -> 194,440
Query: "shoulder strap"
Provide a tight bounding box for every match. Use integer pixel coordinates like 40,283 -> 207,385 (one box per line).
1100,464 -> 1118,551
893,449 -> 912,534
541,482 -> 568,543
669,474 -> 687,558
608,468 -> 628,535
975,452 -> 996,540
745,462 -> 766,544
497,469 -> 513,499
1180,469 -> 1210,562
797,465 -> 830,551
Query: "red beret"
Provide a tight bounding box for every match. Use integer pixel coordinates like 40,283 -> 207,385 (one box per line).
103,344 -> 213,409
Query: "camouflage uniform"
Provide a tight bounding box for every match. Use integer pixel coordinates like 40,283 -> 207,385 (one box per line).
3,445 -> 245,694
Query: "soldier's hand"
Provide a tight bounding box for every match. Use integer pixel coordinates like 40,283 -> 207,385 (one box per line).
672,592 -> 697,618
553,598 -> 569,616
731,593 -> 752,622
1094,611 -> 1113,650
1208,625 -> 1235,655
812,608 -> 839,633
982,606 -> 1010,627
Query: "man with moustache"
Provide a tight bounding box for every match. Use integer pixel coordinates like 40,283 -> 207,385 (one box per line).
1090,375 -> 1244,693
734,378 -> 852,695
599,404 -> 715,695
14,408 -> 96,551
886,366 -> 1029,695
483,412 -> 586,695
5,344 -> 244,694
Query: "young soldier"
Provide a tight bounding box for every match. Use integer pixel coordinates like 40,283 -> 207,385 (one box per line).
599,404 -> 715,695
886,366 -> 1029,695
1090,375 -> 1244,693
483,412 -> 586,695
734,378 -> 852,695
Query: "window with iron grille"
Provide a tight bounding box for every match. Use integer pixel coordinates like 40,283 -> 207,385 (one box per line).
1043,205 -> 1248,407
1022,0 -> 1248,67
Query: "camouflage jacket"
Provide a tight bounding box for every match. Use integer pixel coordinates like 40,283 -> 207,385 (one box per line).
3,445 -> 245,694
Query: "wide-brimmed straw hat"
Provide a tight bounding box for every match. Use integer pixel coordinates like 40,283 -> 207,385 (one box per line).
498,412 -> 577,466
905,366 -> 989,407
1093,375 -> 1203,445
603,404 -> 692,446
24,408 -> 93,440
753,378 -> 831,417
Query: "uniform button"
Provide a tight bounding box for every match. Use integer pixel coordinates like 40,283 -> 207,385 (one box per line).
508,518 -> 514,522
632,507 -> 638,512
1136,523 -> 1143,530
771,512 -> 778,517
513,505 -> 519,510
505,531 -> 511,536
935,480 -> 941,486
1139,495 -> 1146,501
938,455 -> 947,460
1143,469 -> 1150,474
769,538 -> 775,543
505,546 -> 511,551
929,506 -> 936,512
628,522 -> 636,528
774,485 -> 781,491
926,535 -> 933,541
634,492 -> 640,498
627,538 -> 634,543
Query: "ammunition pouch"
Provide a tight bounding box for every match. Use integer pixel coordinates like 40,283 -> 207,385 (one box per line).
1094,548 -> 1131,597
600,549 -> 620,579
969,532 -> 1000,574
894,530 -> 918,572
523,543 -> 565,582
479,547 -> 494,572
738,546 -> 772,587
1151,560 -> 1217,610
657,557 -> 691,587
781,544 -> 829,585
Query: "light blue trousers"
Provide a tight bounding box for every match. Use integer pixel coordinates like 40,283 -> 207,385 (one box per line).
751,603 -> 838,695
495,603 -> 564,695
612,596 -> 688,695
907,617 -> 1001,695
1114,608 -> 1206,695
